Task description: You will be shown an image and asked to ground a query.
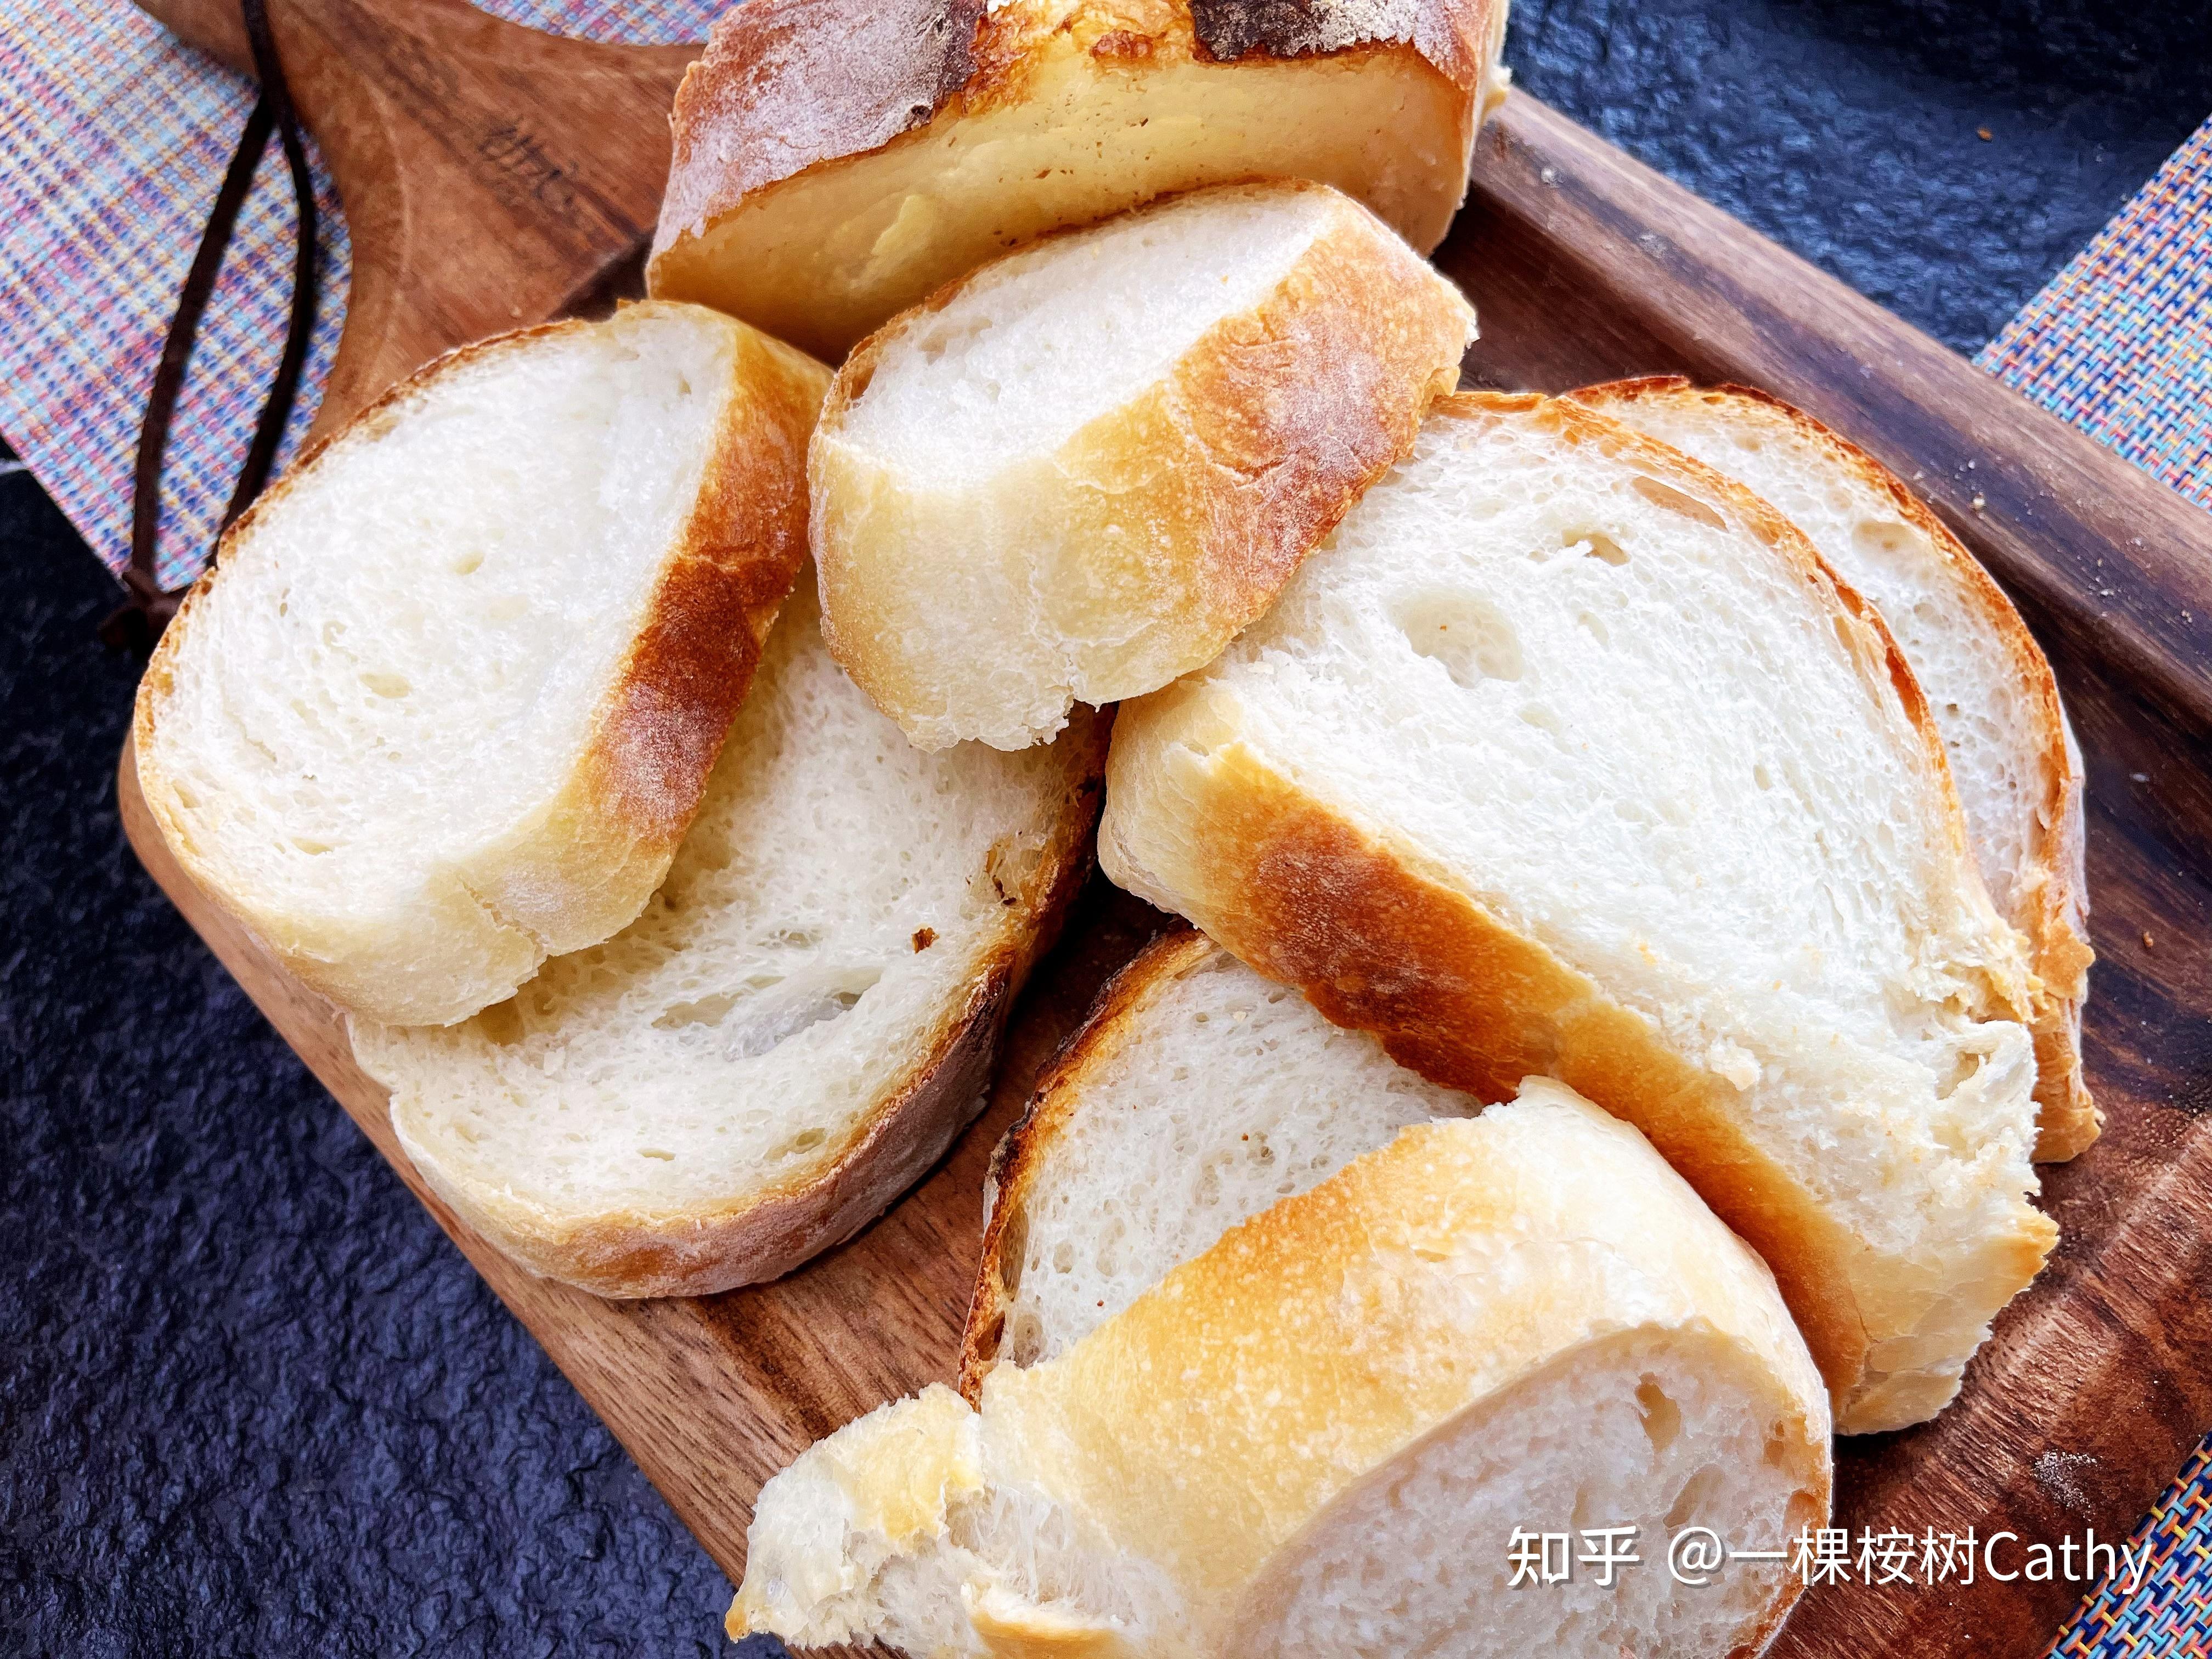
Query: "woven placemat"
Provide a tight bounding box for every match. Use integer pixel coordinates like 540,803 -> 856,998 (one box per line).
1979,115 -> 2212,515
0,5 -> 2205,1653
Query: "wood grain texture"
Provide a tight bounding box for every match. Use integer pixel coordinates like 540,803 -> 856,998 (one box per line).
134,0 -> 693,442
119,735 -> 1176,1659
1442,98 -> 2212,1659
120,2 -> 2212,1647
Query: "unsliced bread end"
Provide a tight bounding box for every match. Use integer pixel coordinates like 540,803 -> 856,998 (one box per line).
649,0 -> 1509,360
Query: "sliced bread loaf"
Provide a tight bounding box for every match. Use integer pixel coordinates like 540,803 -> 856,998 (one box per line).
962,927 -> 1477,1392
649,0 -> 1509,360
352,578 -> 1107,1298
135,302 -> 830,1028
733,1086 -> 1831,1658
1571,378 -> 2096,1160
1099,390 -> 2056,1432
812,180 -> 1476,751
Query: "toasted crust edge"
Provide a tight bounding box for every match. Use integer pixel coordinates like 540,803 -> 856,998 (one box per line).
133,303 -> 831,1029
653,0 -> 1503,266
812,180 -> 1476,749
1097,392 -> 2058,1431
958,923 -> 1215,1397
1571,375 -> 2097,1161
387,708 -> 1112,1300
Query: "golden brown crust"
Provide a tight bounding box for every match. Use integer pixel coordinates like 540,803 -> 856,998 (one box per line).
135,305 -> 832,1027
654,0 -> 1499,258
398,708 -> 1114,1300
738,1098 -> 1831,1654
471,317 -> 830,962
1098,392 -> 2057,1430
1572,376 -> 2098,1160
658,0 -> 988,240
812,181 -> 1475,749
1124,741 -> 1882,1403
960,923 -> 1211,1396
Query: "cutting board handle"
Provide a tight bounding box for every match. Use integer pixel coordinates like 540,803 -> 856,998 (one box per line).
136,0 -> 255,70
133,0 -> 699,441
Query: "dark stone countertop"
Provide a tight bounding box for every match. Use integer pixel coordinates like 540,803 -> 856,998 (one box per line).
2,3 -> 2205,1654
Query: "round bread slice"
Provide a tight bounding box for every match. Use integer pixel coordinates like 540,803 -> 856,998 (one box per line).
811,179 -> 1477,751
1570,377 -> 2096,1162
732,1085 -> 1832,1658
351,578 -> 1107,1299
647,0 -> 1509,362
1098,390 -> 2056,1432
961,927 -> 1478,1394
134,302 -> 830,1028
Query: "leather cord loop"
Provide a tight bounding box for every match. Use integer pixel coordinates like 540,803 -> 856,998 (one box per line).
103,0 -> 320,652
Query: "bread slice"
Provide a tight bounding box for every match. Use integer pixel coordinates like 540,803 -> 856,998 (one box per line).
134,302 -> 830,1028
961,927 -> 1477,1392
731,1086 -> 1832,1658
648,0 -> 1509,362
1099,390 -> 2057,1433
1570,378 -> 2096,1161
812,180 -> 1476,752
351,577 -> 1106,1298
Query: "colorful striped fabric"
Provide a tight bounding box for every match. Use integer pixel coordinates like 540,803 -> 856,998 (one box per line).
1980,115 -> 2212,515
2051,1437 -> 2212,1659
0,0 -> 726,594
1,7 -> 2207,1655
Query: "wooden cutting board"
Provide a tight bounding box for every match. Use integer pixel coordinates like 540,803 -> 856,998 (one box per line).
124,3 -> 2212,1654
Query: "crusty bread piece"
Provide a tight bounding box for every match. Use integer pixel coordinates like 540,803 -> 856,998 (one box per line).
1099,391 -> 2056,1433
352,578 -> 1106,1298
812,180 -> 1476,752
135,303 -> 829,1028
648,0 -> 1509,362
962,927 -> 1476,1392
1571,378 -> 2096,1161
732,1087 -> 1832,1657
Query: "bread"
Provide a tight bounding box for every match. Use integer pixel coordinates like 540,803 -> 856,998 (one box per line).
962,926 -> 1476,1392
811,180 -> 1476,752
648,0 -> 1509,362
731,1086 -> 1832,1657
352,578 -> 1107,1298
134,302 -> 830,1028
1098,390 -> 2056,1432
1569,378 -> 2096,1161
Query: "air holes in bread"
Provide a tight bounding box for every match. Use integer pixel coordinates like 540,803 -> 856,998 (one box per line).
1003,1308 -> 1045,1368
475,1001 -> 524,1047
914,312 -> 992,367
1630,474 -> 1728,529
1852,518 -> 1916,563
1568,527 -> 1630,566
1636,1375 -> 1682,1454
654,967 -> 885,1059
1666,1465 -> 1726,1532
978,831 -> 1047,909
362,672 -> 411,699
772,1126 -> 828,1159
1393,591 -> 1522,687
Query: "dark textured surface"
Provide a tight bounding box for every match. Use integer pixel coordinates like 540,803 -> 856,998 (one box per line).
2,4 -> 2206,1655
1504,0 -> 2212,355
